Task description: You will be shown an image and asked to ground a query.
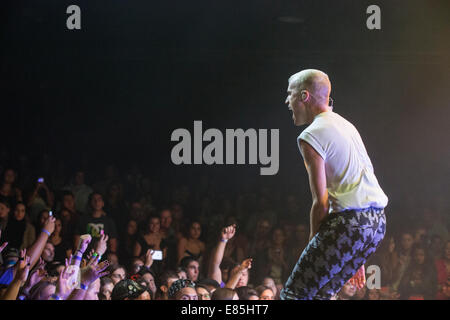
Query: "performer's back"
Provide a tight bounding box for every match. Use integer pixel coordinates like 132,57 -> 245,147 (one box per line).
297,110 -> 388,213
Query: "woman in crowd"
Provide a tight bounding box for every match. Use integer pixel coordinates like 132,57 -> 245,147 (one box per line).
48,216 -> 71,263
0,169 -> 23,210
3,202 -> 35,250
133,216 -> 167,274
255,285 -> 275,300
177,220 -> 205,265
398,244 -> 437,299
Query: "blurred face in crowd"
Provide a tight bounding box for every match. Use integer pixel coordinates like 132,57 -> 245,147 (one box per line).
401,233 -> 414,252
134,291 -> 151,300
186,261 -> 200,282
237,269 -> 249,288
54,218 -> 62,235
259,288 -> 274,300
40,211 -> 50,227
256,220 -> 271,237
175,287 -> 198,300
91,194 -> 105,211
172,204 -> 183,220
414,228 -> 427,243
160,210 -> 172,229
111,267 -> 126,285
14,203 -> 26,221
262,277 -> 277,297
221,267 -> 230,283
0,202 -> 10,218
388,236 -> 396,253
148,217 -> 161,234
272,228 -> 285,246
4,169 -> 16,184
109,184 -> 120,198
42,242 -> 55,262
101,282 -> 114,300
62,194 -> 75,212
413,248 -> 426,265
60,209 -> 72,223
131,259 -> 144,274
74,171 -> 85,185
142,273 -> 156,295
127,220 -> 137,236
196,287 -> 211,300
189,222 -> 201,240
85,279 -> 100,300
340,282 -> 356,299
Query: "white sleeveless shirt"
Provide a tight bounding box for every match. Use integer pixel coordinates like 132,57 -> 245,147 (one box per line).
298,110 -> 388,213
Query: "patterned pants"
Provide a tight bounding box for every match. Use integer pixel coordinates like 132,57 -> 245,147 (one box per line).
280,207 -> 386,300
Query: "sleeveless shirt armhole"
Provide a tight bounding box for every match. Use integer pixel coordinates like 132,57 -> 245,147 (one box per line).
297,132 -> 326,161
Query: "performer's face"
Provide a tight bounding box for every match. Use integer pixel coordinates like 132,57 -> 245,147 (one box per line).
286,81 -> 308,126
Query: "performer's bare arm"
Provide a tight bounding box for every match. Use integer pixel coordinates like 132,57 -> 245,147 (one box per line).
299,140 -> 329,240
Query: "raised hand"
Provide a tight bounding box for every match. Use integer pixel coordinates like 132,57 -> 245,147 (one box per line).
25,257 -> 47,290
144,249 -> 153,268
43,216 -> 56,235
348,265 -> 366,289
15,249 -> 31,285
221,224 -> 236,241
76,234 -> 92,254
55,256 -> 77,299
79,260 -> 110,287
240,257 -> 252,270
95,233 -> 109,256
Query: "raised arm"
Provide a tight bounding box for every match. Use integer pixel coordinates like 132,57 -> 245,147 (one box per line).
299,140 -> 329,240
208,224 -> 236,285
1,250 -> 30,300
225,258 -> 252,289
27,216 -> 56,269
67,258 -> 110,300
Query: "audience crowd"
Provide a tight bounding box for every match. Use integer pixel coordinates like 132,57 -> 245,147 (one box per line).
0,152 -> 448,300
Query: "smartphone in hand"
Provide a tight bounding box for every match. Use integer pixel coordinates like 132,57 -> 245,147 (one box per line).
152,250 -> 163,261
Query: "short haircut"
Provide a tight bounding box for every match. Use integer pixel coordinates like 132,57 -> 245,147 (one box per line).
158,270 -> 179,288
180,256 -> 198,269
255,285 -> 273,297
211,288 -> 237,300
235,286 -> 258,300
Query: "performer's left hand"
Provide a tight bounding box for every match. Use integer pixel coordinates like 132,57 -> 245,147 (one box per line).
348,265 -> 366,289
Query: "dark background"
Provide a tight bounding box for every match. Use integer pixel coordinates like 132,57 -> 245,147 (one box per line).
1,0 -> 449,223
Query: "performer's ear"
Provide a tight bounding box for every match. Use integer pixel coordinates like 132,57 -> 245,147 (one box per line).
301,91 -> 307,101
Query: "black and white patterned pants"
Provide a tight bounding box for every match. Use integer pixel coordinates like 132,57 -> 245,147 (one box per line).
280,207 -> 386,300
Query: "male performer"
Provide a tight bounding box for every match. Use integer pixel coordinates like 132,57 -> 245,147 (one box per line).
280,69 -> 388,300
